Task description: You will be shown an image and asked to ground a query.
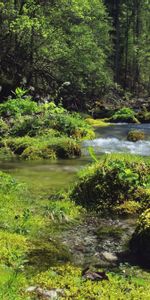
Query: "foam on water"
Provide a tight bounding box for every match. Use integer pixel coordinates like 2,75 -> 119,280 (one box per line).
83,138 -> 150,156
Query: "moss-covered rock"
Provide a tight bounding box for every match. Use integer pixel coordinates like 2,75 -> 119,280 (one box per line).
130,209 -> 150,266
21,146 -> 56,160
70,155 -> 150,212
127,130 -> 145,142
2,136 -> 81,160
85,117 -> 110,127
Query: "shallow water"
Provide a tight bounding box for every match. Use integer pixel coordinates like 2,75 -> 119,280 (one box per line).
0,158 -> 89,195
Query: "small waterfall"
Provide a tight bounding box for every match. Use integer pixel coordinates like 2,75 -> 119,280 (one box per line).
83,137 -> 150,156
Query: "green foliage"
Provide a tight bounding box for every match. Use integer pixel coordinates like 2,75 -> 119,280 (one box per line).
8,108 -> 94,139
0,231 -> 28,268
43,198 -> 82,223
110,108 -> 139,123
127,130 -> 145,142
0,0 -> 112,105
88,146 -> 98,163
0,266 -> 28,300
31,263 -> 150,299
0,171 -> 25,194
70,154 -> 150,212
0,94 -> 94,161
0,96 -> 95,161
50,113 -> 95,139
0,88 -> 39,117
0,118 -> 9,137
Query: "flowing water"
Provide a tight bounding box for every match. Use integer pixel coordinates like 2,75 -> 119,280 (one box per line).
0,124 -> 150,267
83,123 -> 150,156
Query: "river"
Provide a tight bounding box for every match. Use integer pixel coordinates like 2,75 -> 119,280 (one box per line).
0,124 -> 150,194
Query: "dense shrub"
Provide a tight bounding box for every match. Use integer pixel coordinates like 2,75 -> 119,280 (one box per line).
0,91 -> 95,162
110,107 -> 139,123
0,89 -> 94,141
11,115 -> 43,137
127,130 -> 145,142
51,113 -> 94,139
130,209 -> 150,266
70,155 -> 150,212
0,88 -> 39,117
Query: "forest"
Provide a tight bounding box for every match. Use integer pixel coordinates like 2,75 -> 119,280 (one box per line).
0,1 -> 150,300
0,0 -> 150,108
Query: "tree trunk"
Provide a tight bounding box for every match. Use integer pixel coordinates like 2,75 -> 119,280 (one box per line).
114,0 -> 120,83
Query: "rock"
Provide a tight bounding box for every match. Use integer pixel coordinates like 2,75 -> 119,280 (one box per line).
36,288 -> 58,299
26,286 -> 37,292
26,286 -> 64,299
101,251 -> 118,263
82,267 -> 109,281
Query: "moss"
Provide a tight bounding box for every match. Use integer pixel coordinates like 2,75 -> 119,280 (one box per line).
21,146 -> 56,160
114,200 -> 141,215
70,155 -> 150,213
96,225 -> 123,239
28,240 -> 71,272
0,231 -> 28,267
130,209 -> 150,266
85,118 -> 110,127
3,136 -> 81,160
31,263 -> 150,299
127,130 -> 145,142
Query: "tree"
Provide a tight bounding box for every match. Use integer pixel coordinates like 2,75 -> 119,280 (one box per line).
105,0 -> 150,96
0,0 -> 112,108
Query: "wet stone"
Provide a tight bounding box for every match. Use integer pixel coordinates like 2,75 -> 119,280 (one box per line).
60,215 -> 136,266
